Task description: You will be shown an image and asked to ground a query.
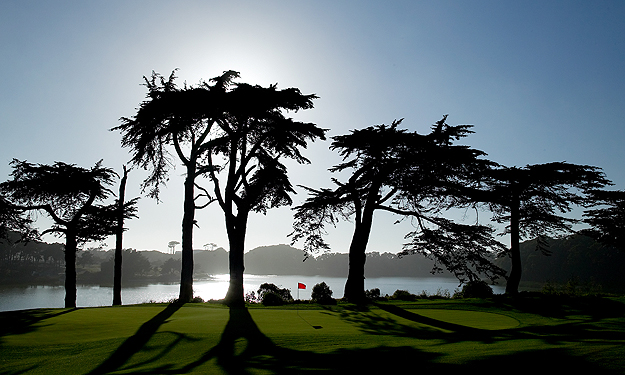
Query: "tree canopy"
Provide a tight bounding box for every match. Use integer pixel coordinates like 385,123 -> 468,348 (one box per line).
582,189 -> 625,251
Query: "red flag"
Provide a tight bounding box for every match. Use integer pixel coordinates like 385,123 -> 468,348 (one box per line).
298,282 -> 306,289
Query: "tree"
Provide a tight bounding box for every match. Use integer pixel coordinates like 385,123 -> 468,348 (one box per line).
0,195 -> 36,243
101,249 -> 151,278
582,189 -> 625,251
482,163 -> 611,294
113,165 -> 139,306
161,257 -> 180,275
168,241 -> 180,254
0,160 -> 119,307
257,283 -> 293,305
201,76 -> 326,307
311,282 -> 334,304
113,70 -> 226,302
291,117 -> 505,303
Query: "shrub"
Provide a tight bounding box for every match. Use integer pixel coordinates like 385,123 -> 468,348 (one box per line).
245,291 -> 258,304
312,282 -> 335,304
365,288 -> 381,300
390,289 -> 417,301
257,283 -> 293,304
459,280 -> 494,298
261,292 -> 286,306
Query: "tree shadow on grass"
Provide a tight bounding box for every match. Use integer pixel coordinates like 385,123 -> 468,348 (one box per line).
350,302 -> 625,347
134,306 -> 444,374
87,302 -> 185,375
0,308 -> 76,344
119,305 -> 624,374
492,294 -> 625,319
82,303 -> 624,374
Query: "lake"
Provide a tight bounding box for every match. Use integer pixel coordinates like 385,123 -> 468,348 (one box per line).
0,274 -> 504,312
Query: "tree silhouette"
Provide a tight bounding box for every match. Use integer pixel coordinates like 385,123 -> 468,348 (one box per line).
0,195 -> 36,243
482,163 -> 610,294
113,70 -> 227,302
582,189 -> 625,251
113,165 -> 139,306
100,249 -> 152,279
160,257 -> 180,275
291,117 -> 505,303
0,159 -> 119,307
168,241 -> 180,254
201,75 -> 326,307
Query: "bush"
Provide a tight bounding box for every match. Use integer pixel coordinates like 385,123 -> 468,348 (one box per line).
261,292 -> 286,306
365,288 -> 381,300
245,291 -> 258,304
257,283 -> 293,305
390,289 -> 417,301
459,280 -> 494,298
312,282 -> 335,304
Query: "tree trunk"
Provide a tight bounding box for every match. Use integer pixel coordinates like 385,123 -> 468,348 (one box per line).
344,206 -> 375,304
113,166 -> 128,306
344,237 -> 367,303
505,192 -> 521,294
179,163 -> 197,303
64,229 -> 78,308
224,215 -> 248,308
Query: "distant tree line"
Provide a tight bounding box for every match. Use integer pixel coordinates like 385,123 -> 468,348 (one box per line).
0,237 -> 179,285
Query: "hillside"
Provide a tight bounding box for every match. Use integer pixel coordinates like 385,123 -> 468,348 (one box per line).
138,244 -> 449,278
242,244 -> 448,278
495,234 -> 625,292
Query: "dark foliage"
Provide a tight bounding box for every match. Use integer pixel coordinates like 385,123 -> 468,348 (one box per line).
0,195 -> 37,244
100,249 -> 152,278
261,292 -> 287,306
458,280 -> 493,298
160,257 -> 180,275
390,289 -> 418,301
257,283 -> 293,305
365,288 -> 381,300
311,282 -> 334,304
582,190 -> 625,251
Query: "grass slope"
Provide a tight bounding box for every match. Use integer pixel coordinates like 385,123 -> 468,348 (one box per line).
1,296 -> 625,374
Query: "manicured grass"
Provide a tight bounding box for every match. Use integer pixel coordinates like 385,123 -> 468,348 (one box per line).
1,296 -> 625,374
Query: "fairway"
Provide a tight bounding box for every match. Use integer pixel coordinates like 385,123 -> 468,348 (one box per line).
1,298 -> 624,374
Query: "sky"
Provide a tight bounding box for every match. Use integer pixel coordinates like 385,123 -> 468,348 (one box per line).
1,1 -> 624,255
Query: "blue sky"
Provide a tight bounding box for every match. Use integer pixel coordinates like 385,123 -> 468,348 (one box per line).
1,1 -> 624,255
